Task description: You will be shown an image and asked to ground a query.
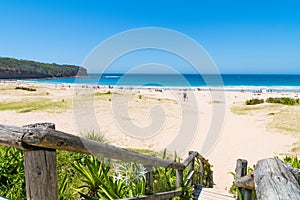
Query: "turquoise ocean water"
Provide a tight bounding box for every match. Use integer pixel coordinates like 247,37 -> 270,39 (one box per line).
30,74 -> 300,92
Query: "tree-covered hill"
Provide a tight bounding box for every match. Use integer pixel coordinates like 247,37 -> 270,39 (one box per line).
0,57 -> 87,79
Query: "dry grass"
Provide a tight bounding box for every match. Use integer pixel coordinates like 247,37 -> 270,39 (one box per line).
291,143 -> 300,153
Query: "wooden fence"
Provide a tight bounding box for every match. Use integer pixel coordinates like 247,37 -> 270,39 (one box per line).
0,123 -> 213,200
235,158 -> 300,200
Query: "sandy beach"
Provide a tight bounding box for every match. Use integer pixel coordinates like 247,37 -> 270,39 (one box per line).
0,82 -> 299,192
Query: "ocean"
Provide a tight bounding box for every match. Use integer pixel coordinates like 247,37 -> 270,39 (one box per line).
30,74 -> 300,92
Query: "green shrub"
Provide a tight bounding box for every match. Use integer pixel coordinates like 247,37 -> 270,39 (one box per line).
266,97 -> 300,105
245,98 -> 264,105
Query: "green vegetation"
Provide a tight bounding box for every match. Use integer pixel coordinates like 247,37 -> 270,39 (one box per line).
15,86 -> 37,91
266,97 -> 300,105
245,98 -> 264,105
0,57 -> 87,79
284,156 -> 300,169
0,139 -> 213,200
0,147 -> 25,199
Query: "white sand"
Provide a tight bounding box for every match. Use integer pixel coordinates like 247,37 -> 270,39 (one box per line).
0,82 -> 298,192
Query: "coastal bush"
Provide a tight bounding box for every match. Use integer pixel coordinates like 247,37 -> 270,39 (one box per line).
245,98 -> 264,105
15,86 -> 36,91
266,97 -> 300,105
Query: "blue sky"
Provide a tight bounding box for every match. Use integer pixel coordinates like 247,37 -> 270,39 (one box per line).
0,0 -> 300,73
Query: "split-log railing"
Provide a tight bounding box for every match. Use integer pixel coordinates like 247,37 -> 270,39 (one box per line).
0,123 -> 213,200
235,158 -> 300,200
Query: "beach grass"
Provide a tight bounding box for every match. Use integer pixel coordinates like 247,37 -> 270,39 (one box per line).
208,100 -> 224,104
127,148 -> 159,157
231,102 -> 300,133
230,103 -> 266,115
0,98 -> 71,113
81,131 -> 107,143
94,91 -> 119,101
291,144 -> 300,153
94,90 -> 112,96
0,85 -> 16,90
270,106 -> 300,134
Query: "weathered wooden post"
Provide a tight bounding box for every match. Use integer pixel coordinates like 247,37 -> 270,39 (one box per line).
188,151 -> 195,186
235,159 -> 252,200
176,169 -> 183,188
23,123 -> 58,200
198,160 -> 204,185
145,165 -> 153,195
208,169 -> 214,188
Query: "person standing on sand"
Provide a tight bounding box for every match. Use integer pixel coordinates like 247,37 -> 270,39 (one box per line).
183,92 -> 188,102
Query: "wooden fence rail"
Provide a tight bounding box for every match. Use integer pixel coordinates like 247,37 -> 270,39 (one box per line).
235,158 -> 300,200
0,123 -> 213,200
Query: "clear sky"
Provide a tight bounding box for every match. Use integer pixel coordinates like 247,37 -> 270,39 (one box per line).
0,0 -> 300,74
